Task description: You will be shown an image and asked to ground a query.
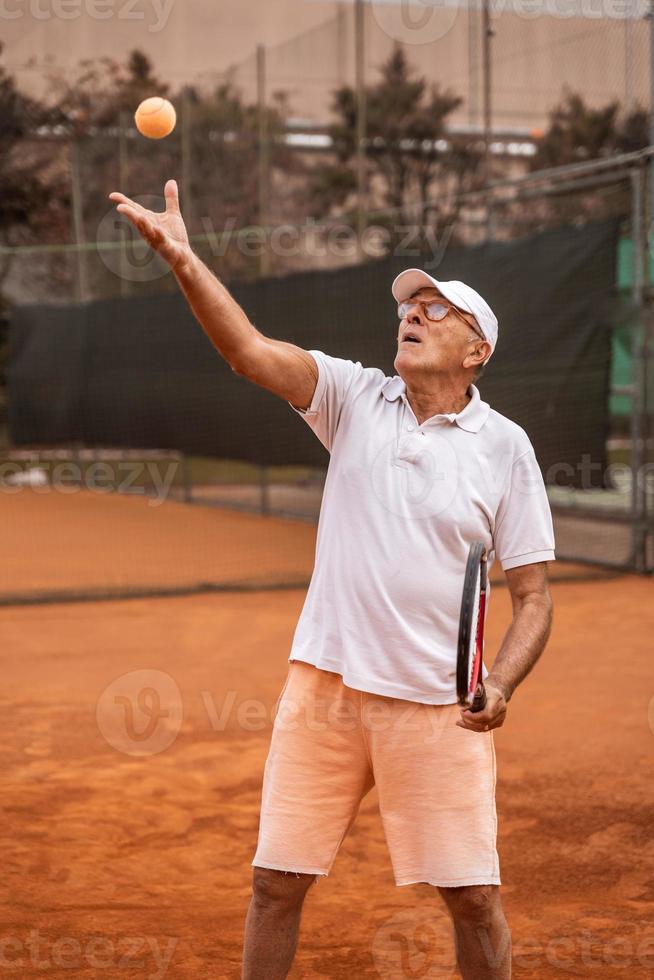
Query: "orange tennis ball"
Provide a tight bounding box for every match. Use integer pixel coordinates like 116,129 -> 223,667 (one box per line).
134,97 -> 177,139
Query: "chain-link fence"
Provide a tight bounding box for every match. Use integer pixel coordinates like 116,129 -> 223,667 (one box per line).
2,1 -> 654,303
220,1 -> 652,131
170,151 -> 654,573
4,150 -> 654,581
1,2 -> 653,579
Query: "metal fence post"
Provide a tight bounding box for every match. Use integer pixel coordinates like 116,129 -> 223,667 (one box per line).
260,465 -> 270,516
181,89 -> 194,236
69,139 -> 88,303
644,154 -> 653,572
182,453 -> 192,504
483,0 -> 494,241
355,0 -> 367,260
118,110 -> 130,297
629,165 -> 647,571
257,44 -> 270,279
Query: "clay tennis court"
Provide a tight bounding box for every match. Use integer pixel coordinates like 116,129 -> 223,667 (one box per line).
1,490 -> 653,978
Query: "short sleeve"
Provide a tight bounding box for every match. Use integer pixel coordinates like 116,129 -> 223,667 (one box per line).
494,449 -> 556,571
290,350 -> 363,452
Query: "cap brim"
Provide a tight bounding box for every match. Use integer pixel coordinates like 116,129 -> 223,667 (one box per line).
392,269 -> 479,319
391,269 -> 441,303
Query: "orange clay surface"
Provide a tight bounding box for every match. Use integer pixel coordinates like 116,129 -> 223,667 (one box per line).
1,576 -> 653,978
0,490 -> 652,977
0,489 -> 610,603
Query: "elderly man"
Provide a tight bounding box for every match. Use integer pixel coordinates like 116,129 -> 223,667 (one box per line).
110,181 -> 555,980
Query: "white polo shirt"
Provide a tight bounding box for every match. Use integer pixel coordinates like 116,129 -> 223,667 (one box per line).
289,351 -> 555,705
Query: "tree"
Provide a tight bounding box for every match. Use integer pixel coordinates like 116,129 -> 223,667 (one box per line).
182,80 -> 298,280
48,53 -> 302,288
311,46 -> 481,250
52,49 -> 169,132
0,44 -> 60,269
0,44 -> 63,441
47,50 -> 179,298
614,106 -> 649,156
530,90 -> 648,169
524,90 -> 649,229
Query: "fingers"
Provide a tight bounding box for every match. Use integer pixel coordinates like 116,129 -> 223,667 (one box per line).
456,718 -> 502,732
115,204 -> 162,248
456,705 -> 506,733
462,702 -> 503,726
115,202 -> 147,230
457,716 -> 487,732
110,183 -> 182,228
164,179 -> 181,214
470,686 -> 487,713
109,192 -> 149,216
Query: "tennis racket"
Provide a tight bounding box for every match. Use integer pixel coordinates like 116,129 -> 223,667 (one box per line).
457,542 -> 488,712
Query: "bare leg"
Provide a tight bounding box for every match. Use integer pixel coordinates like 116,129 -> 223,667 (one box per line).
242,867 -> 317,980
438,885 -> 511,979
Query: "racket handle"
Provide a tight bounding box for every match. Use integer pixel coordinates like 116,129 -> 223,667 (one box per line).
470,683 -> 487,713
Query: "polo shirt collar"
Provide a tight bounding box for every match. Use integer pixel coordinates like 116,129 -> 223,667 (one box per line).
381,377 -> 490,433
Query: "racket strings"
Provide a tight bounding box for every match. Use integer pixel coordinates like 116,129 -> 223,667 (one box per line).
470,591 -> 487,696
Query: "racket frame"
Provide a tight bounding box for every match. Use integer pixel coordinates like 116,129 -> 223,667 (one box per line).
456,542 -> 488,711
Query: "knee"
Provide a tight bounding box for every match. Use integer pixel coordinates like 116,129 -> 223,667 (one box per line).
251,867 -> 316,910
439,885 -> 500,926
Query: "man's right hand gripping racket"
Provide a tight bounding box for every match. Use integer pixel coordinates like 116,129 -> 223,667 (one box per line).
457,542 -> 488,713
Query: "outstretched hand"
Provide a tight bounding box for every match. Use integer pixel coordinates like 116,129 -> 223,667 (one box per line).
109,179 -> 192,274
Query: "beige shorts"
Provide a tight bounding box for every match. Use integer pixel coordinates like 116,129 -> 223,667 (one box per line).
253,661 -> 500,888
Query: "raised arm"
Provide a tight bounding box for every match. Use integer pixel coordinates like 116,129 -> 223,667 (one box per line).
108,180 -> 318,410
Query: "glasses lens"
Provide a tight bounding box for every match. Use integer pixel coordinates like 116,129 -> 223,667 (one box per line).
424,302 -> 449,321
398,300 -> 450,320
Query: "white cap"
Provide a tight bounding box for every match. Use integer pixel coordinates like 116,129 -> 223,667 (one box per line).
391,268 -> 498,360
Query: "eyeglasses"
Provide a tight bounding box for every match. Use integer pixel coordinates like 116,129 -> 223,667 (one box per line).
398,298 -> 485,341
